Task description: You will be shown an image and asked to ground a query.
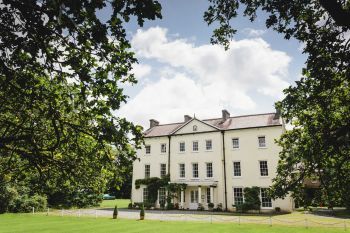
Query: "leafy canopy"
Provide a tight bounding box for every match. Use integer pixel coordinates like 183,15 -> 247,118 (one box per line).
0,0 -> 161,205
204,0 -> 350,207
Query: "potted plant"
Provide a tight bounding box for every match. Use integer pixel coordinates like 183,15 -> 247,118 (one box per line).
208,203 -> 214,210
140,204 -> 145,220
113,205 -> 118,219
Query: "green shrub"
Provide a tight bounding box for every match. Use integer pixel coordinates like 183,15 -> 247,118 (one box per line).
9,194 -> 47,213
241,187 -> 261,213
140,204 -> 145,220
113,205 -> 118,219
0,185 -> 18,213
275,207 -> 281,212
128,203 -> 132,209
197,203 -> 204,211
208,203 -> 214,208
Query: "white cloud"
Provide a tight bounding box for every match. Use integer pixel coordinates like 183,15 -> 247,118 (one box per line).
132,63 -> 152,80
119,27 -> 291,127
242,28 -> 266,37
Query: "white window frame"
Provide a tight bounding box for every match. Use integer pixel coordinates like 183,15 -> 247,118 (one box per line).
160,163 -> 166,178
205,139 -> 212,151
259,160 -> 269,177
233,187 -> 244,206
143,188 -> 148,203
206,188 -> 211,204
233,161 -> 242,177
258,136 -> 267,148
260,188 -> 272,208
179,142 -> 185,153
192,163 -> 199,179
232,138 -> 239,149
192,141 -> 199,152
145,145 -> 151,154
144,164 -> 150,179
158,187 -> 166,204
160,143 -> 167,154
206,162 -> 213,178
179,163 -> 185,178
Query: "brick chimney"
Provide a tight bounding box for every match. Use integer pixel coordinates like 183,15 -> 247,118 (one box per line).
149,119 -> 159,128
184,115 -> 192,122
222,109 -> 230,121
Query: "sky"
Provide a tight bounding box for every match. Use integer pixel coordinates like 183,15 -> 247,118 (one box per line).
99,0 -> 307,128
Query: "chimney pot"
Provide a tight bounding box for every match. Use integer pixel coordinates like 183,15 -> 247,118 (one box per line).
222,109 -> 230,121
184,115 -> 192,122
149,119 -> 159,128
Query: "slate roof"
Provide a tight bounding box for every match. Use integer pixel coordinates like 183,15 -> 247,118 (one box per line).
144,113 -> 282,137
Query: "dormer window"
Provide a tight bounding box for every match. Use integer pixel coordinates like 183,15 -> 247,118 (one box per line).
193,125 -> 197,131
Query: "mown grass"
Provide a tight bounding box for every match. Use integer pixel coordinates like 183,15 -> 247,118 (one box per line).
0,214 -> 346,233
98,199 -> 130,209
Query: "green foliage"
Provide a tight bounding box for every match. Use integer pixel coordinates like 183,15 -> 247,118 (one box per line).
0,0 -> 162,209
113,205 -> 118,219
208,203 -> 214,209
135,176 -> 170,205
204,0 -> 350,208
140,204 -> 145,219
9,194 -> 47,213
237,187 -> 261,213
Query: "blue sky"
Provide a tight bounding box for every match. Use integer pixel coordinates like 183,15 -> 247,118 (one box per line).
99,0 -> 307,128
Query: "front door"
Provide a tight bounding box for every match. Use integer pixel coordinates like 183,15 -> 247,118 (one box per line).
189,190 -> 199,209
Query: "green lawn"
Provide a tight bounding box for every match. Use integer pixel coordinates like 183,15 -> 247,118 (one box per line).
0,214 -> 345,233
98,199 -> 130,208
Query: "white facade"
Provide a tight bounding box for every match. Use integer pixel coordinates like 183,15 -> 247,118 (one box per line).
131,111 -> 294,212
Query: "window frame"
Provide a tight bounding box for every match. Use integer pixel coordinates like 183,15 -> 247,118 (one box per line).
160,163 -> 167,178
259,160 -> 269,177
258,136 -> 267,148
179,163 -> 185,178
192,141 -> 199,152
206,162 -> 213,178
233,187 -> 244,206
145,145 -> 151,154
144,164 -> 151,179
143,188 -> 148,202
260,188 -> 272,208
160,143 -> 167,154
179,141 -> 186,153
233,161 -> 242,177
205,139 -> 212,151
232,138 -> 239,149
192,163 -> 199,179
158,187 -> 166,204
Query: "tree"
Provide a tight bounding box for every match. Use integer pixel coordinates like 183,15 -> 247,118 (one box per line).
204,0 -> 350,207
0,0 -> 162,207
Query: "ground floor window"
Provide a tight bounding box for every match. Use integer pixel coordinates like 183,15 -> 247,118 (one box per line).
143,188 -> 148,203
233,187 -> 244,206
190,190 -> 199,203
158,187 -> 166,204
206,188 -> 211,203
261,188 -> 272,207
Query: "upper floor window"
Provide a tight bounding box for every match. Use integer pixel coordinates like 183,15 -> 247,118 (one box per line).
192,141 -> 199,152
192,163 -> 199,178
232,138 -> 239,149
261,188 -> 272,207
144,164 -> 150,178
206,162 -> 213,178
161,143 -> 167,153
233,161 -> 241,177
160,163 -> 167,178
193,125 -> 198,131
145,145 -> 151,154
259,161 -> 268,176
179,163 -> 185,178
258,136 -> 266,148
179,142 -> 185,152
205,140 -> 212,150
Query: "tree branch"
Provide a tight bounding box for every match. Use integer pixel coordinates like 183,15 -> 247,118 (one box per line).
319,0 -> 350,28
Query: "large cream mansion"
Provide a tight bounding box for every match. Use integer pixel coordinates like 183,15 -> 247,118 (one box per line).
131,110 -> 294,212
